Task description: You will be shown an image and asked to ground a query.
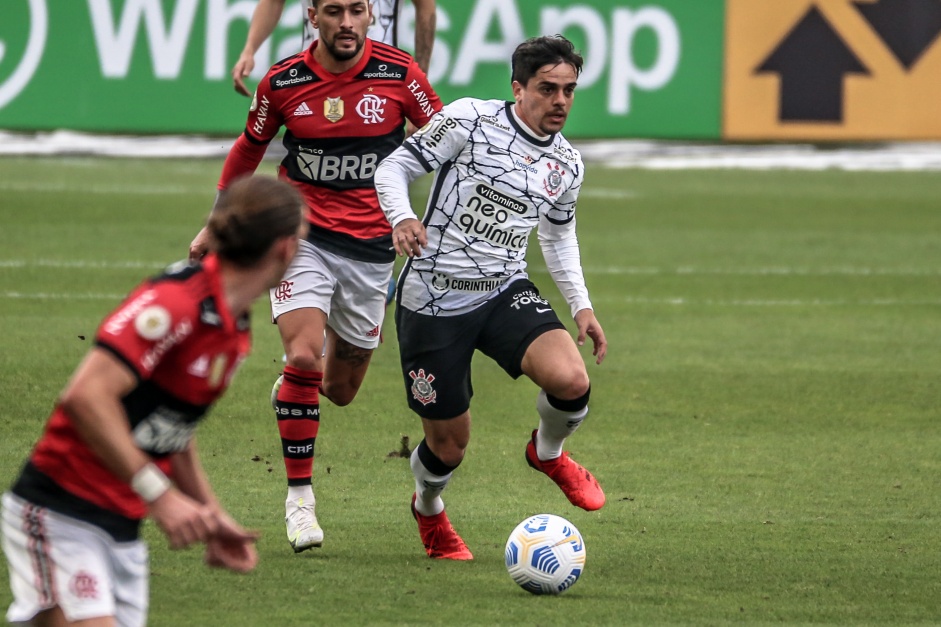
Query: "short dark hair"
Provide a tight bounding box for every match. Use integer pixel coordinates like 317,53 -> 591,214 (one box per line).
511,35 -> 584,86
208,176 -> 304,267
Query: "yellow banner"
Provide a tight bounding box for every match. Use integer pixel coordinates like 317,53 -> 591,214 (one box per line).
724,0 -> 941,140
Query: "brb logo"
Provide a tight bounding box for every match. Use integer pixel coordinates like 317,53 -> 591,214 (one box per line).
0,0 -> 47,110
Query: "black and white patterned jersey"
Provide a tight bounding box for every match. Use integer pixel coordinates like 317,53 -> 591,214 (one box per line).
376,97 -> 593,317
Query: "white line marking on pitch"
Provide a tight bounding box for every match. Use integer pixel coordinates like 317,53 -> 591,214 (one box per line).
536,266 -> 941,277
4,292 -> 938,306
0,259 -> 168,269
0,182 -> 207,195
2,292 -> 125,300
4,260 -> 939,277
603,296 -> 941,307
580,188 -> 639,200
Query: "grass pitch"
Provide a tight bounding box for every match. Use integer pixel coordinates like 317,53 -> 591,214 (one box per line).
1,157 -> 940,625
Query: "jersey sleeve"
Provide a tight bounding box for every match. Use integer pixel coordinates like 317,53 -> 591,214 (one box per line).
217,71 -> 284,189
402,98 -> 478,171
95,282 -> 197,380
538,157 -> 591,316
401,61 -> 442,128
543,156 -> 584,227
218,133 -> 269,190
243,73 -> 284,144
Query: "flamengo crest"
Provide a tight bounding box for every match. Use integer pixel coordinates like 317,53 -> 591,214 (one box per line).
274,280 -> 294,302
409,368 -> 436,405
356,94 -> 386,124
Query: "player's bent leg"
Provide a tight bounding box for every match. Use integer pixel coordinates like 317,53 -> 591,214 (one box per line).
274,308 -> 328,551
409,414 -> 473,560
277,365 -> 324,552
521,328 -> 590,401
277,308 -> 328,373
419,413 -> 470,469
321,328 -> 374,406
520,329 -> 605,511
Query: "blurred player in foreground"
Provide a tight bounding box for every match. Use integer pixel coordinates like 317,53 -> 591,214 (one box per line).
2,176 -> 305,626
375,35 -> 607,560
190,0 -> 441,554
232,0 -> 437,97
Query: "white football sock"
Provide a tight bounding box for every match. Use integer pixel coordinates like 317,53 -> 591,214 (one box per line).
287,485 -> 314,503
535,389 -> 588,461
410,446 -> 450,516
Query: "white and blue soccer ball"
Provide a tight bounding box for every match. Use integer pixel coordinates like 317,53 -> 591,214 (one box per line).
505,514 -> 586,595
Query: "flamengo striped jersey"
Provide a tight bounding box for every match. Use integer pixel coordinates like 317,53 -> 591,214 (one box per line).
233,39 -> 440,263
11,256 -> 250,539
384,98 -> 589,316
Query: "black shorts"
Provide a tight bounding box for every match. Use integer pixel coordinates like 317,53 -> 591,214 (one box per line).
395,279 -> 566,419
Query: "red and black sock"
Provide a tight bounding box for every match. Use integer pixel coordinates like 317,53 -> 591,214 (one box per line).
275,366 -> 322,487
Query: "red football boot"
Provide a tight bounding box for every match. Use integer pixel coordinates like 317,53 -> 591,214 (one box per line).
411,494 -> 473,560
526,430 -> 606,511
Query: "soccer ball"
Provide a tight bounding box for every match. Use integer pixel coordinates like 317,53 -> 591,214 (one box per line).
505,514 -> 586,595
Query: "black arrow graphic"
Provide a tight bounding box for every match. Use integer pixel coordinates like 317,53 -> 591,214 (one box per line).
756,6 -> 870,123
853,0 -> 941,70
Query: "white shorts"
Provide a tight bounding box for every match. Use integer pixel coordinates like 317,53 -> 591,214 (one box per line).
1,493 -> 148,627
270,239 -> 393,349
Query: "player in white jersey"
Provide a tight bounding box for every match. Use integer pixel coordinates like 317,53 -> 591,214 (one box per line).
232,0 -> 436,96
374,35 -> 607,560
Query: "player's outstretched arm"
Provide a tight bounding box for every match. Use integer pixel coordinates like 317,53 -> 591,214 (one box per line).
574,309 -> 607,365
233,0 -> 287,96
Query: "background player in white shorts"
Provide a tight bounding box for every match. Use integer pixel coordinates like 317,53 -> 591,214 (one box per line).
375,35 -> 607,559
2,176 -> 305,626
231,0 -> 436,97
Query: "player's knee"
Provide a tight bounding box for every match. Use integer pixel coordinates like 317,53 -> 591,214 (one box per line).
425,434 -> 468,468
550,368 -> 590,402
285,351 -> 320,372
321,381 -> 359,406
434,446 -> 466,468
284,337 -> 325,372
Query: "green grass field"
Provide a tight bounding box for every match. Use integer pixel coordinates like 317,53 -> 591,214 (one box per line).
1,157 -> 940,625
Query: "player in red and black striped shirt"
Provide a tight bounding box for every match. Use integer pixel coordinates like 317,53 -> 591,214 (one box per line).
3,176 -> 305,626
189,0 -> 441,553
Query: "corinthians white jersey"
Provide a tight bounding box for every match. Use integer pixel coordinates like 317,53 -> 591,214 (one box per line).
376,97 -> 593,316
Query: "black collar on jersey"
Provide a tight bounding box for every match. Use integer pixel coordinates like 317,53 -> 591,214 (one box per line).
504,101 -> 555,148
